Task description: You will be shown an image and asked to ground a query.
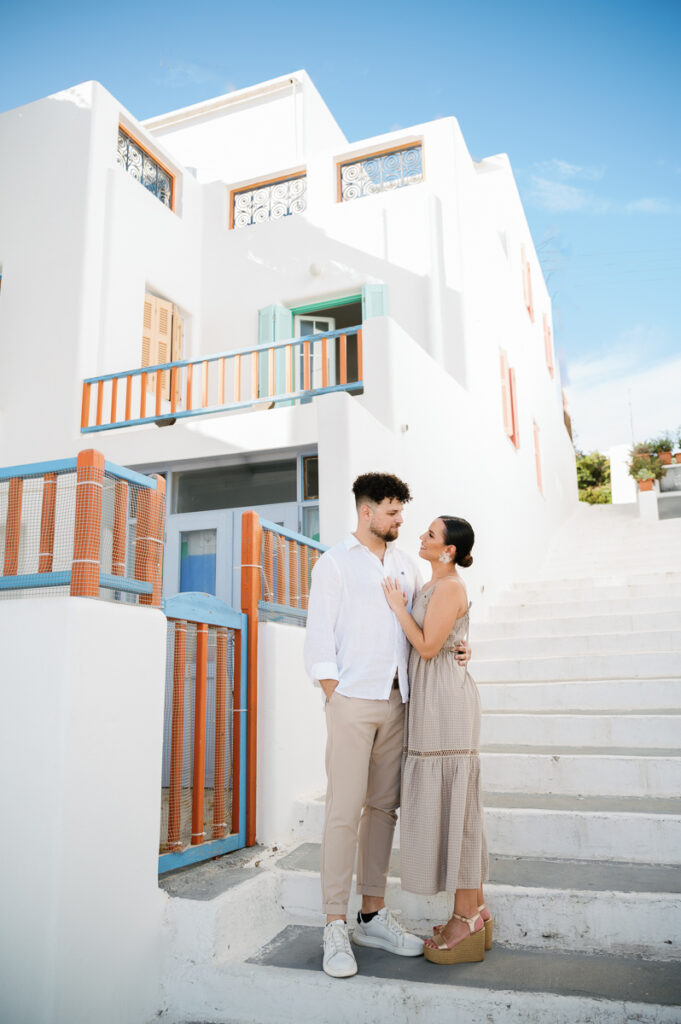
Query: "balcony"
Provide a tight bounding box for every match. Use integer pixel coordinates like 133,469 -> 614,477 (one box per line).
80,327 -> 363,432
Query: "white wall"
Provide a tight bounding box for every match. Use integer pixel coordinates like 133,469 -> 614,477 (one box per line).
609,443 -> 637,504
0,598 -> 167,1024
256,621 -> 326,844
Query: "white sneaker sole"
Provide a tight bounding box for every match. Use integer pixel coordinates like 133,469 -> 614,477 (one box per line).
322,959 -> 358,978
352,932 -> 424,957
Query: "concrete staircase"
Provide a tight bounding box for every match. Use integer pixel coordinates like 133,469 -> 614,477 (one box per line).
159,503 -> 681,1023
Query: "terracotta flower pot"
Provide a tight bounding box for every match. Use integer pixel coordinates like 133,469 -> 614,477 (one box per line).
675,453 -> 681,464
638,479 -> 654,492
659,452 -> 672,466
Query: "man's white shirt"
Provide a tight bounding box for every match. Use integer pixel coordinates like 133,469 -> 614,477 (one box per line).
304,534 -> 423,702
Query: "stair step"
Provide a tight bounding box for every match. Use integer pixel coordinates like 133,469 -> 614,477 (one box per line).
485,594 -> 681,621
471,650 -> 681,682
481,711 -> 680,748
478,678 -> 681,711
274,843 -> 681,959
475,610 -> 681,638
474,630 -> 681,658
508,572 -> 681,591
238,925 -> 681,1022
480,749 -> 681,798
498,581 -> 681,605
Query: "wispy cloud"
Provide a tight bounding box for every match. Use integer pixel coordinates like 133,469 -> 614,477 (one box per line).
564,327 -> 680,450
625,197 -> 678,214
156,60 -> 235,93
528,176 -> 610,213
535,158 -> 605,181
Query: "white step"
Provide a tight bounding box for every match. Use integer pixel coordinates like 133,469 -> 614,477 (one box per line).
481,712 -> 681,749
509,572 -> 681,592
485,800 -> 681,863
478,678 -> 681,711
275,846 -> 681,960
484,594 -> 681,621
480,750 -> 681,798
474,630 -> 681,659
475,610 -> 681,639
498,580 -> 681,605
471,650 -> 681,682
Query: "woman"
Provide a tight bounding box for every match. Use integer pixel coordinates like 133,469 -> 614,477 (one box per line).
382,515 -> 491,965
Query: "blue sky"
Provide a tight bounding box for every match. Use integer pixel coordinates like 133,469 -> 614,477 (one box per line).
2,0 -> 679,450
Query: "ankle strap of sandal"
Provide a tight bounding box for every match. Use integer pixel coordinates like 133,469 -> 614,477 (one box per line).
451,911 -> 482,935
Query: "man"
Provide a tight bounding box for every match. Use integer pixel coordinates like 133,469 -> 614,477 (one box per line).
304,472 -> 425,978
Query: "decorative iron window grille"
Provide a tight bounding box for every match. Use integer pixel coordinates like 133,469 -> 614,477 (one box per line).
232,174 -> 307,229
339,145 -> 423,202
117,127 -> 173,209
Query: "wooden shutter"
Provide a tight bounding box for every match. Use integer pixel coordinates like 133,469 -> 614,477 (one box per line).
142,294 -> 158,394
543,314 -> 554,377
533,421 -> 543,493
499,350 -> 513,439
509,367 -> 520,448
170,305 -> 183,405
156,298 -> 173,399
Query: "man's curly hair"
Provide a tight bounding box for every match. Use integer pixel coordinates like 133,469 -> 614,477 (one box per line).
352,472 -> 412,506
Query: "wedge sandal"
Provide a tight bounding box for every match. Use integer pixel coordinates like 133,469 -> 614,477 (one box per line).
423,911 -> 485,965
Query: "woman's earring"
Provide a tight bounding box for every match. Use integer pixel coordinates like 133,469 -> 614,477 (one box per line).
439,551 -> 451,564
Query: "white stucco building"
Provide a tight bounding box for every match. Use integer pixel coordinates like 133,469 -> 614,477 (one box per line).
0,70 -> 576,613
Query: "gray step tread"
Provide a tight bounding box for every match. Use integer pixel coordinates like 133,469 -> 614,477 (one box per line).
277,843 -> 681,894
483,792 -> 681,814
483,709 -> 681,716
248,924 -> 681,1006
481,744 -> 681,757
159,845 -> 265,901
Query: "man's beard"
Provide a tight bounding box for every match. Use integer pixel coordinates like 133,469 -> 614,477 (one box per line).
369,522 -> 399,543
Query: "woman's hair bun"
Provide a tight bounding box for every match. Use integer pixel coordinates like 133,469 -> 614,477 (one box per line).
438,515 -> 475,570
457,553 -> 474,568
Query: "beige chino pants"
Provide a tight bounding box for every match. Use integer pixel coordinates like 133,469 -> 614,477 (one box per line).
321,688 -> 404,916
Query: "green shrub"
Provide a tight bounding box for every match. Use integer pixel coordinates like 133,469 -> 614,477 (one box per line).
579,485 -> 612,505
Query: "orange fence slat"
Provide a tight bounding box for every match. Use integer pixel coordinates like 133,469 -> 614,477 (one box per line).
202,361 -> 209,408
263,530 -> 274,601
213,627 -> 228,840
321,337 -> 328,388
125,376 -> 132,422
112,479 -> 128,577
300,547 -> 310,610
191,622 -> 208,845
140,375 -> 147,420
3,477 -> 23,576
268,347 -> 275,397
110,377 -> 118,424
186,363 -> 193,411
96,381 -> 104,427
134,475 -> 166,607
155,370 -> 162,416
38,473 -> 57,574
339,334 -> 347,385
80,382 -> 91,430
70,449 -> 105,597
241,510 -> 263,846
234,354 -> 241,402
303,341 -> 310,391
288,539 -> 298,608
170,367 -> 178,414
218,358 -> 226,405
276,535 -> 285,604
167,620 -> 187,849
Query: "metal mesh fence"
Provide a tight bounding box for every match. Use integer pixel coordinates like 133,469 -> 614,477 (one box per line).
159,618 -> 236,853
259,525 -> 322,621
0,457 -> 163,605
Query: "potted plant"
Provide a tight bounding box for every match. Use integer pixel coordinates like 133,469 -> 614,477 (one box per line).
651,435 -> 674,466
628,449 -> 665,491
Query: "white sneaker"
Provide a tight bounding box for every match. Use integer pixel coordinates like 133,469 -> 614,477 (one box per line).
352,908 -> 424,957
322,920 -> 358,978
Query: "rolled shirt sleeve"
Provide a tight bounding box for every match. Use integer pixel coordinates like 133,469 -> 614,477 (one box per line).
304,553 -> 342,686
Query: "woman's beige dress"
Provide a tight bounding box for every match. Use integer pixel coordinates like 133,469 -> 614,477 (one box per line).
400,584 -> 489,894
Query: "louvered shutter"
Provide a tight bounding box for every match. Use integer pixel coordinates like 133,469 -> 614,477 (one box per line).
156,298 -> 173,399
543,314 -> 554,377
170,305 -> 183,404
499,350 -> 513,439
142,294 -> 159,394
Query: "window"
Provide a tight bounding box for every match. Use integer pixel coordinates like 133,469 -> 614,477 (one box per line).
521,245 -> 534,322
230,173 -> 307,229
338,144 -> 423,202
174,460 -> 298,514
543,314 -> 555,378
142,293 -> 183,401
302,456 -> 319,501
117,126 -> 174,210
533,422 -> 543,494
499,350 -> 520,449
